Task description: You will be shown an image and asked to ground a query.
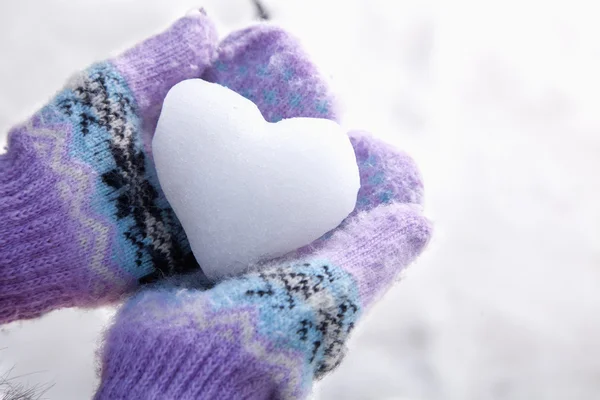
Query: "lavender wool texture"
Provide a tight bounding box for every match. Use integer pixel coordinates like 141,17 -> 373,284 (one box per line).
0,14 -> 218,324
0,12 -> 431,400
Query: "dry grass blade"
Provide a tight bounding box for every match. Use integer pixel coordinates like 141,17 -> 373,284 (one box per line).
0,367 -> 54,400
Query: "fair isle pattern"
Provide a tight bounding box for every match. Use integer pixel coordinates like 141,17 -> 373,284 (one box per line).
195,307 -> 307,399
202,25 -> 338,123
124,261 -> 361,398
41,63 -> 195,280
24,116 -> 121,289
1,14 -> 219,324
209,261 -> 361,379
350,132 -> 424,211
124,292 -> 309,399
207,58 -> 333,123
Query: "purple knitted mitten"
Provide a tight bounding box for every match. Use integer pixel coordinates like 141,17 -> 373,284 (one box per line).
95,26 -> 431,400
202,25 -> 338,122
0,13 -> 218,324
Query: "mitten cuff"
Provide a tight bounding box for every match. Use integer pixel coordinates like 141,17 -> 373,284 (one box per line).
95,309 -> 277,400
0,129 -> 131,323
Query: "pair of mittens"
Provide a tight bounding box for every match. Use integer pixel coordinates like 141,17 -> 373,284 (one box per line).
97,14 -> 431,400
0,10 -> 430,400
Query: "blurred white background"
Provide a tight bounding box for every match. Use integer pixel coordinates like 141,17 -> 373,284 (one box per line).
1,0 -> 600,399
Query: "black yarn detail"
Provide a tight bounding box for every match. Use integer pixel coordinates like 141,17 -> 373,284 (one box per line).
310,341 -> 321,364
57,66 -> 199,280
244,263 -> 360,378
297,319 -> 314,341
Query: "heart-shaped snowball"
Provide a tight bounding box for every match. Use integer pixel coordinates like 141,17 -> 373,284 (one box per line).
153,79 -> 360,280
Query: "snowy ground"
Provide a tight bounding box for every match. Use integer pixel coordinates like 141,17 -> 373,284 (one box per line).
1,1 -> 600,399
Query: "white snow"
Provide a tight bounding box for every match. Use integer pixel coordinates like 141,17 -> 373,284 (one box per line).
1,0 -> 600,399
154,79 -> 359,280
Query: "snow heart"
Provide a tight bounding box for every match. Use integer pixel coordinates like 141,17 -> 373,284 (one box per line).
153,79 -> 359,280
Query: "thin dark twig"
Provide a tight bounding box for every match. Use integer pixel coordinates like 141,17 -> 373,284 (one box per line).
252,0 -> 271,20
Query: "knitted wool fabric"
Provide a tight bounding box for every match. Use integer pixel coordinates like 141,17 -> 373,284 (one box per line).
202,25 -> 338,123
96,26 -> 431,400
0,13 -> 218,324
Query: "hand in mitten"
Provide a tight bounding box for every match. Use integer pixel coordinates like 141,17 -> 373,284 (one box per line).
0,12 -> 218,324
95,25 -> 430,400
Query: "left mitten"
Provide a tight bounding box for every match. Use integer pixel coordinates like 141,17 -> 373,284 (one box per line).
0,12 -> 218,324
